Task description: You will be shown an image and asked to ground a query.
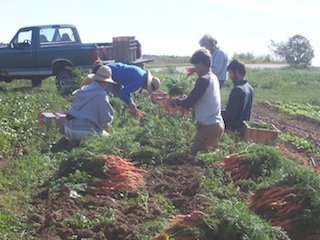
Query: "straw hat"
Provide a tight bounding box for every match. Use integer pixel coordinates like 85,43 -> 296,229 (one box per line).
145,71 -> 160,93
87,66 -> 116,84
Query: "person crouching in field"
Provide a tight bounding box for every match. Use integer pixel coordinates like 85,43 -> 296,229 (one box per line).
175,48 -> 225,155
222,60 -> 254,133
81,62 -> 160,119
64,65 -> 116,147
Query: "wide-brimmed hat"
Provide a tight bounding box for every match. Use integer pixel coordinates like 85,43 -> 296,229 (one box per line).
145,71 -> 160,93
87,65 -> 116,84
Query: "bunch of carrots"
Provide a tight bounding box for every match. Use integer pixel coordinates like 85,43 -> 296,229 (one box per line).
213,153 -> 251,181
149,90 -> 168,104
149,91 -> 189,117
154,210 -> 207,240
159,98 -> 189,117
94,155 -> 146,194
249,187 -> 306,230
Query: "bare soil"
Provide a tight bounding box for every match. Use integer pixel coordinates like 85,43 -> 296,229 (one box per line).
30,155 -> 205,240
252,102 -> 320,168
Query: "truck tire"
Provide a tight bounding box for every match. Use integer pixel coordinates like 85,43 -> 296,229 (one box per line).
56,69 -> 74,95
31,78 -> 42,87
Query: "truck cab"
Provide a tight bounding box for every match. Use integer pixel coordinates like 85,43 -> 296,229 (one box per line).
0,24 -> 152,94
0,24 -> 97,90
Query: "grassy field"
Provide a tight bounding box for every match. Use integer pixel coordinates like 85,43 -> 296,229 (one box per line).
0,66 -> 320,239
155,66 -> 320,105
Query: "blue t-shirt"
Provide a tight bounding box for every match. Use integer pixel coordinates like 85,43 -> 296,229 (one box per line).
108,63 -> 147,105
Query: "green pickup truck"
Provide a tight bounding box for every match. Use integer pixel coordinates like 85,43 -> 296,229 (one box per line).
0,24 -> 148,93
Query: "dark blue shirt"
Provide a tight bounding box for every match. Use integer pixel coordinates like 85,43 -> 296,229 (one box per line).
222,80 -> 253,130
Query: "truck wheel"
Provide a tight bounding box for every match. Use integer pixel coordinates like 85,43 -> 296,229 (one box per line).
56,69 -> 74,94
31,78 -> 42,87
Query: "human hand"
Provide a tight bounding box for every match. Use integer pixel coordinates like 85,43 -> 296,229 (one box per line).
169,98 -> 178,107
185,67 -> 195,79
128,103 -> 142,119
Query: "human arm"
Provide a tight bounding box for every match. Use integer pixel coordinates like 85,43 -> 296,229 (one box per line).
128,102 -> 143,119
176,77 -> 209,109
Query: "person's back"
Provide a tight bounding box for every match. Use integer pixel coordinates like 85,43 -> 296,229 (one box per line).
64,66 -> 116,146
107,62 -> 160,117
199,34 -> 228,88
211,47 -> 228,87
108,63 -> 147,97
193,72 -> 222,126
67,82 -> 113,133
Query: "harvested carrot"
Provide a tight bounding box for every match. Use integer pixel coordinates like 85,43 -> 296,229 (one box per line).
159,98 -> 190,117
249,187 -> 307,231
150,91 -> 168,104
154,211 -> 207,240
94,155 -> 146,194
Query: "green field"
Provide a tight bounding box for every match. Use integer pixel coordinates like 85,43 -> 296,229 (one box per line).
0,66 -> 320,239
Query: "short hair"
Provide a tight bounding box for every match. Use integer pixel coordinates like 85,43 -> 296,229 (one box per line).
227,60 -> 246,76
190,48 -> 212,68
199,34 -> 217,52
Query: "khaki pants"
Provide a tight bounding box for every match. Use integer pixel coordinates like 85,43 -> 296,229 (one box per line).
191,121 -> 225,155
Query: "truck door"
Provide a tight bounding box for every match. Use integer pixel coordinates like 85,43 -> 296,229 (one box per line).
4,28 -> 36,76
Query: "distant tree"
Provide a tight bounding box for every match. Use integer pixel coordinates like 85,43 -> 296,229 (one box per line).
270,34 -> 314,68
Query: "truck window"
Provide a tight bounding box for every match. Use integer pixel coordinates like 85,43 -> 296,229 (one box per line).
12,29 -> 32,48
39,27 -> 75,44
39,28 -> 55,44
58,28 -> 75,42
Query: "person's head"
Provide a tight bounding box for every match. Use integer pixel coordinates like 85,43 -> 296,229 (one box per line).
189,48 -> 212,76
227,60 -> 246,83
199,34 -> 217,52
91,59 -> 104,73
142,71 -> 160,94
90,65 -> 116,89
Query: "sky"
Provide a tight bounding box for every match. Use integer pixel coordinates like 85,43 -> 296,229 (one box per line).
1,0 -> 319,65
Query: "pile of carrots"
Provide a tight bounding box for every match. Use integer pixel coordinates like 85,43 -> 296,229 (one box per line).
149,90 -> 168,104
154,210 -> 207,240
94,155 -> 146,194
159,98 -> 190,117
215,154 -> 309,231
249,187 -> 306,230
149,91 -> 190,117
214,153 -> 250,181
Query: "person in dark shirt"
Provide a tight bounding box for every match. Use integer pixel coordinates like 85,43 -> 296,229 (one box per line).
222,60 -> 253,132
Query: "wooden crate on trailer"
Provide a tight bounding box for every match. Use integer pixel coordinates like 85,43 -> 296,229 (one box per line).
112,36 -> 137,63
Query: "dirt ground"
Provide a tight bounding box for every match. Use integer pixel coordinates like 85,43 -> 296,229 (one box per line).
30,155 -> 205,240
252,102 -> 320,168
29,103 -> 320,240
